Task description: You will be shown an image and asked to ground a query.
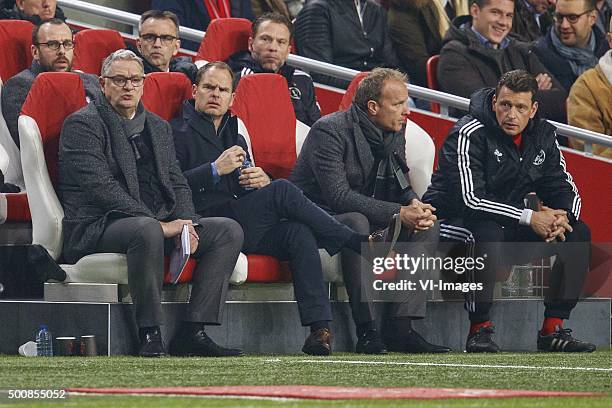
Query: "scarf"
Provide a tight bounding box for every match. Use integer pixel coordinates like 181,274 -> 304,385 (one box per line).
550,28 -> 599,77
354,106 -> 410,202
120,104 -> 148,161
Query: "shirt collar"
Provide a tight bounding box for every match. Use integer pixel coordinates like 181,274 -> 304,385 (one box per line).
471,25 -> 511,49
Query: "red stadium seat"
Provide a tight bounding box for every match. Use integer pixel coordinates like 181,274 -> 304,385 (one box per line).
17,72 -> 198,285
72,29 -> 125,75
338,72 -> 369,112
0,20 -> 34,82
196,17 -> 252,63
426,55 -> 440,113
142,72 -> 193,121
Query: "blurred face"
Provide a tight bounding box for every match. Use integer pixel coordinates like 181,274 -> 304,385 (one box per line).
492,86 -> 538,137
248,21 -> 291,72
527,0 -> 556,14
32,23 -> 73,72
17,0 -> 56,20
554,0 -> 597,48
470,0 -> 514,48
193,67 -> 235,122
100,60 -> 145,118
137,18 -> 180,71
367,79 -> 409,133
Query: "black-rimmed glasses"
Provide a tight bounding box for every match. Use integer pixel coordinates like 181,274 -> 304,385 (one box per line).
34,40 -> 75,51
140,33 -> 178,45
553,9 -> 594,24
103,75 -> 145,87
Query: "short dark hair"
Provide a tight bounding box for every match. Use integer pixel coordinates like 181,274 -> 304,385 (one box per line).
252,12 -> 293,40
140,10 -> 180,36
581,0 -> 598,11
471,0 -> 515,8
32,18 -> 70,44
495,70 -> 538,101
195,61 -> 236,91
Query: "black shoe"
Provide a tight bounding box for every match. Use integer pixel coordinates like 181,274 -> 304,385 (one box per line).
302,328 -> 332,356
169,328 -> 244,357
356,330 -> 388,354
28,245 -> 66,282
369,213 -> 402,259
384,329 -> 451,353
466,326 -> 500,353
138,327 -> 166,357
537,326 -> 596,353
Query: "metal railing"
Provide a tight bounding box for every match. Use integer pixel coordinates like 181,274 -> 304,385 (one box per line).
57,0 -> 612,152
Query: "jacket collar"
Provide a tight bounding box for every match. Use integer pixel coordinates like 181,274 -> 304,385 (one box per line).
228,51 -> 295,81
599,50 -> 612,85
182,99 -> 232,152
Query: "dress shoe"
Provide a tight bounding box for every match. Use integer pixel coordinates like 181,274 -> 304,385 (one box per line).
465,326 -> 500,353
138,327 -> 166,357
302,328 -> 332,356
384,329 -> 451,353
368,213 -> 402,259
356,330 -> 388,354
169,328 -> 244,357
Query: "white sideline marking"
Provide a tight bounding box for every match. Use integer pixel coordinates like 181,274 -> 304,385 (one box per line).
268,359 -> 612,372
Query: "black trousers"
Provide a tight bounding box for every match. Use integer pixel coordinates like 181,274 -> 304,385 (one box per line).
335,213 -> 439,325
96,216 -> 243,328
440,219 -> 591,323
217,179 -> 358,326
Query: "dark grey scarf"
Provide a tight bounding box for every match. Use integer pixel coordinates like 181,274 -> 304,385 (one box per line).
120,104 -> 147,161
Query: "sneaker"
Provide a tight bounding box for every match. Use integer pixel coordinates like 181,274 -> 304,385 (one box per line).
466,326 -> 500,353
537,326 -> 596,353
356,330 -> 388,354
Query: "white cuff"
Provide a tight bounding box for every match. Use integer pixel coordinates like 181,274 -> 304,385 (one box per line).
519,209 -> 533,226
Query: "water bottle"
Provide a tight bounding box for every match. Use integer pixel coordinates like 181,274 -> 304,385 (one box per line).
240,158 -> 254,191
36,325 -> 53,357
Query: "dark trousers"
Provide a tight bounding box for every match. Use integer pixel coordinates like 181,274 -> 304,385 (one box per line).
440,219 -> 591,323
335,213 -> 439,325
96,216 -> 243,328
218,179 -> 358,326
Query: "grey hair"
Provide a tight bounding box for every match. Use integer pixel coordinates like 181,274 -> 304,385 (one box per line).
101,49 -> 144,77
353,68 -> 408,111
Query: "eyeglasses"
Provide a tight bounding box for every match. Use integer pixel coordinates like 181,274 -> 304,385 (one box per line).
103,75 -> 145,87
34,40 -> 75,51
140,33 -> 178,45
553,9 -> 593,24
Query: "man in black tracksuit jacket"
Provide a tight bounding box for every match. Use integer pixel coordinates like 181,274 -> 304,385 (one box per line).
423,70 -> 595,353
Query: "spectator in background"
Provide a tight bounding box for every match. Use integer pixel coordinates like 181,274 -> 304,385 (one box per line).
388,0 -> 469,87
127,10 -> 198,83
227,12 -> 320,126
595,0 -> 611,35
251,0 -> 291,19
438,0 -> 567,123
1,18 -> 100,149
294,0 -> 400,89
568,17 -> 611,158
151,0 -> 254,51
0,0 -> 65,23
511,0 -> 555,42
533,0 -> 609,92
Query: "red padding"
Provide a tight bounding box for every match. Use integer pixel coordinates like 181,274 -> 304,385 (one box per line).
338,72 -> 369,112
142,72 -> 193,121
0,20 -> 34,81
21,72 -> 88,186
163,257 -> 197,284
245,254 -> 292,282
232,74 -> 297,179
196,18 -> 251,62
4,192 -> 31,222
72,29 -> 125,75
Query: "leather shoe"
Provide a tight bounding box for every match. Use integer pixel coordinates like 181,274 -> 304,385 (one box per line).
356,330 -> 388,354
169,328 -> 244,357
384,329 -> 451,353
466,326 -> 500,353
138,327 -> 166,357
302,328 -> 332,356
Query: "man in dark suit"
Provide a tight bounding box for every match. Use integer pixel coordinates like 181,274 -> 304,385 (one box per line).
58,49 -> 244,358
290,68 -> 450,354
172,61 -> 388,356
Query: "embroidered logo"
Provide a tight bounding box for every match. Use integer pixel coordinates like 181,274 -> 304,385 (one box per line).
533,149 -> 545,166
289,86 -> 302,100
493,149 -> 503,163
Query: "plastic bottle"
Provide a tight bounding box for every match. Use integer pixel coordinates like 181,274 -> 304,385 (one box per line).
240,158 -> 254,191
36,325 -> 53,357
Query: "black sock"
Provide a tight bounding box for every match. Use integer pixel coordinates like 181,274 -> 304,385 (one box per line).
387,317 -> 413,337
345,233 -> 370,253
182,321 -> 205,334
356,321 -> 376,337
310,320 -> 330,333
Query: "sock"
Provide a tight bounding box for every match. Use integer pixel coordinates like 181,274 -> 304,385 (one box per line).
310,320 -> 330,333
386,317 -> 413,337
345,233 -> 370,253
469,320 -> 492,335
540,317 -> 563,336
356,321 -> 376,337
183,321 -> 205,334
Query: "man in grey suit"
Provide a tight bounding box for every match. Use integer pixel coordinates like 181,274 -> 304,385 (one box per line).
290,68 -> 449,353
1,18 -> 100,149
58,49 -> 244,358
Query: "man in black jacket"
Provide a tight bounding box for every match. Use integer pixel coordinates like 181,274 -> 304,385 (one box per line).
227,12 -> 321,126
127,10 -> 197,83
423,70 -> 595,353
172,61 -> 387,356
0,0 -> 65,23
510,0 -> 554,43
